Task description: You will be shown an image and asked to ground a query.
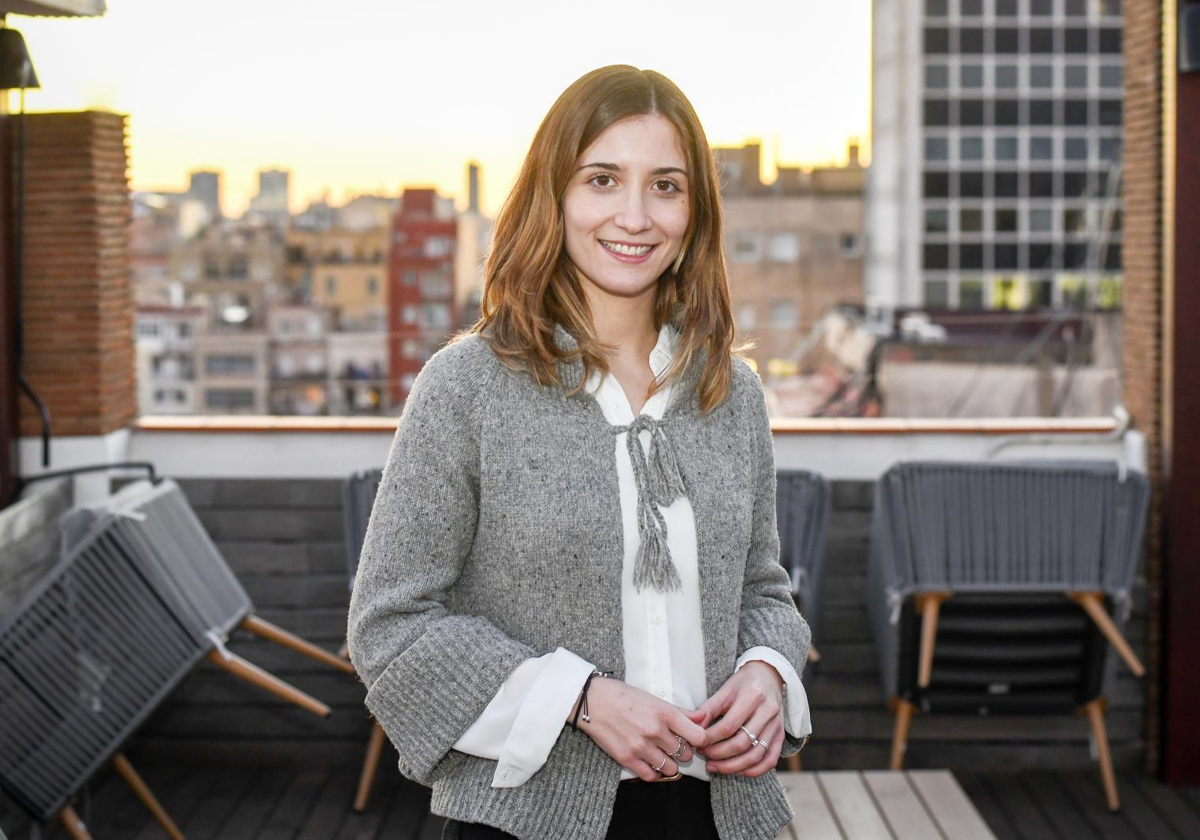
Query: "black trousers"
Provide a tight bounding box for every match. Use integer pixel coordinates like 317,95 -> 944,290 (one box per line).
441,776 -> 720,840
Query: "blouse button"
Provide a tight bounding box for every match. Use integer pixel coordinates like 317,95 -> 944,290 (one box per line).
654,685 -> 668,698
651,611 -> 663,625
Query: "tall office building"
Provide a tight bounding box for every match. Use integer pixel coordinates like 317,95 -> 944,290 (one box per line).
187,170 -> 222,221
247,168 -> 292,227
866,0 -> 1124,314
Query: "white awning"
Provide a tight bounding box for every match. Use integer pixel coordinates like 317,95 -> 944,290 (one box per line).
0,0 -> 105,17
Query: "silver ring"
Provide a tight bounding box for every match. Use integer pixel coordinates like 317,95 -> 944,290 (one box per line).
669,736 -> 687,759
653,755 -> 669,773
756,739 -> 770,750
739,725 -> 758,744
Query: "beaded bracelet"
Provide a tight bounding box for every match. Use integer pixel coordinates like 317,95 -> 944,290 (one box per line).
570,670 -> 611,731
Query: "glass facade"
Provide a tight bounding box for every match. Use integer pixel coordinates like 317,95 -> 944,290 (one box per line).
919,0 -> 1123,309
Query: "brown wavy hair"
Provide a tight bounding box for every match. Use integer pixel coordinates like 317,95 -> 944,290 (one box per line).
461,64 -> 747,416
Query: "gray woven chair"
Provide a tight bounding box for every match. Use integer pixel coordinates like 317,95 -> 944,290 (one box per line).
867,459 -> 1150,810
0,484 -> 195,840
341,467 -> 386,811
59,478 -> 354,717
775,469 -> 831,668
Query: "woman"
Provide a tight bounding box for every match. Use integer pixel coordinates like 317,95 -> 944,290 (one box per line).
347,65 -> 812,840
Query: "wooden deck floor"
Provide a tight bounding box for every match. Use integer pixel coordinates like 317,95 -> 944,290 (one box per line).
3,760 -> 1200,840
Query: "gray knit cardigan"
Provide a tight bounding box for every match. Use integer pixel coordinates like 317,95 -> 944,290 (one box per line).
346,323 -> 811,840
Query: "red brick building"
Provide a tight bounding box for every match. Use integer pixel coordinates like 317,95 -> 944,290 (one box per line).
387,188 -> 456,406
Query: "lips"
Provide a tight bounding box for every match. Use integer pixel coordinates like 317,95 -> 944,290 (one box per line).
599,239 -> 658,262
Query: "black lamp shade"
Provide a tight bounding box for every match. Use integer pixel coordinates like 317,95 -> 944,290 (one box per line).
0,29 -> 40,90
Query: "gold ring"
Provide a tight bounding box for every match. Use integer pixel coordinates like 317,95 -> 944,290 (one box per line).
669,736 -> 687,759
653,756 -> 669,773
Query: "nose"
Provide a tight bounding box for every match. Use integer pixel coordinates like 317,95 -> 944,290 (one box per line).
613,188 -> 652,235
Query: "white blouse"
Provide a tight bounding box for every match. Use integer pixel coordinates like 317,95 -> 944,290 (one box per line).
454,322 -> 812,787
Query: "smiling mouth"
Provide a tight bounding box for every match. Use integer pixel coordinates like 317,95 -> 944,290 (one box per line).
600,240 -> 657,257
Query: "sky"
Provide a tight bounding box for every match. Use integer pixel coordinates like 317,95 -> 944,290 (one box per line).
10,0 -> 872,218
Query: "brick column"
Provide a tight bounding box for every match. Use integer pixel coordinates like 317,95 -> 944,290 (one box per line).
17,111 -> 135,442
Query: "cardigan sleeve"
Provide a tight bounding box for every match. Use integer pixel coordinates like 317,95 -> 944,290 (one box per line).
733,359 -> 813,757
346,338 -> 537,786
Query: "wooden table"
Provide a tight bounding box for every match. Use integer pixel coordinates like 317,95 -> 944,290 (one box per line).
777,771 -> 997,839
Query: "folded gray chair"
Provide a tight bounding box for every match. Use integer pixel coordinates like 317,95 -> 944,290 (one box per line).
775,469 -> 831,666
341,467 -> 386,811
867,459 -> 1150,811
59,477 -> 355,718
0,482 -> 193,840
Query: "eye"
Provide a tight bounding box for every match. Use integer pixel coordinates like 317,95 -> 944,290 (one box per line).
654,179 -> 682,194
588,173 -> 616,188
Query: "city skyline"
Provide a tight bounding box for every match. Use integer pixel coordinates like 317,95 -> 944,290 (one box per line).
8,0 -> 872,217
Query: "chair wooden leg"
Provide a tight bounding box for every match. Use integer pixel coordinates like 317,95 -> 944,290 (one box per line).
890,699 -> 916,770
59,806 -> 94,840
1083,699 -> 1121,811
786,753 -> 802,772
807,645 -> 821,664
355,720 -> 387,812
113,753 -> 186,840
240,614 -> 356,674
916,592 -> 951,688
206,649 -> 331,717
1067,592 -> 1146,677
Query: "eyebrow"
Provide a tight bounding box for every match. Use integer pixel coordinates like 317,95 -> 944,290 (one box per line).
577,162 -> 688,177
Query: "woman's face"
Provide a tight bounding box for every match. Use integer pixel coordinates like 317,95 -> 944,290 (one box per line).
561,114 -> 690,306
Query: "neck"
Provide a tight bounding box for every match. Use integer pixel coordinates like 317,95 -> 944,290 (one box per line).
583,283 -> 660,364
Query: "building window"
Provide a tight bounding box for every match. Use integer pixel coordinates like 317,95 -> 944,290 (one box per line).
995,99 -> 1020,126
1100,65 -> 1122,89
423,236 -> 453,258
961,63 -> 984,89
730,231 -> 762,262
959,28 -> 985,54
995,136 -> 1019,161
923,279 -> 950,308
925,208 -> 949,233
960,171 -> 985,198
1065,65 -> 1089,88
960,136 -> 984,162
421,303 -> 451,330
924,243 -> 950,270
995,208 -> 1019,233
767,232 -> 801,262
1029,171 -> 1055,197
1099,28 -> 1122,54
996,0 -> 1018,15
205,355 -> 256,375
1030,278 -> 1054,307
736,304 -> 756,330
959,243 -> 985,270
960,0 -> 983,16
1065,28 -> 1090,53
403,269 -> 418,286
1099,137 -> 1121,162
1030,136 -> 1055,161
959,279 -> 985,309
1064,138 -> 1089,161
367,277 -> 379,296
1065,100 -> 1090,125
960,208 -> 984,233
924,28 -> 950,54
925,0 -> 948,14
326,276 -> 337,296
840,233 -> 861,257
769,301 -> 798,331
960,100 -> 985,126
1030,28 -> 1055,54
991,277 -> 1027,310
1099,100 -> 1122,126
1029,99 -> 1055,125
1030,0 -> 1054,15
402,305 -> 417,325
1065,0 -> 1087,14
996,64 -> 1019,88
1029,208 -> 1054,233
995,171 -> 1021,197
205,388 -> 255,409
1030,64 -> 1054,88
924,99 -> 951,126
925,63 -> 950,89
925,136 -> 950,161
924,171 -> 951,198
995,27 -> 1019,53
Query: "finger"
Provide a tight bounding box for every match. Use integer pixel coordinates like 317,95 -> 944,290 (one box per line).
736,721 -> 785,778
668,709 -> 709,748
704,691 -> 761,744
657,733 -> 695,765
642,746 -> 678,780
706,705 -> 777,765
696,685 -> 733,720
708,718 -> 781,776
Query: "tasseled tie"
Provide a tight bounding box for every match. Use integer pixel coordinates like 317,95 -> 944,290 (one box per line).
616,414 -> 689,593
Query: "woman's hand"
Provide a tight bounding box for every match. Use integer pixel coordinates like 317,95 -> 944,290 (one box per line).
695,661 -> 785,778
575,678 -> 711,781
